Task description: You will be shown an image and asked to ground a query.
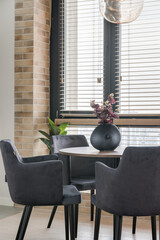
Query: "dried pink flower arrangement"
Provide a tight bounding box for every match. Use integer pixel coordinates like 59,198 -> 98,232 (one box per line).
90,93 -> 119,124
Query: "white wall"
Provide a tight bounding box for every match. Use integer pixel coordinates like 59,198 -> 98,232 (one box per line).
0,0 -> 15,205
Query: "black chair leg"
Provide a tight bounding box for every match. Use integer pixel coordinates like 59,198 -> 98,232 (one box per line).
47,206 -> 58,228
75,204 -> 78,238
69,205 -> 75,240
132,216 -> 137,234
151,216 -> 157,240
16,206 -> 27,240
64,206 -> 69,240
113,215 -> 119,240
91,189 -> 94,221
94,207 -> 101,240
16,206 -> 32,240
116,215 -> 123,240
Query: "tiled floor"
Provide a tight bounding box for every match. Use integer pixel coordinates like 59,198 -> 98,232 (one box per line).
0,206 -> 159,240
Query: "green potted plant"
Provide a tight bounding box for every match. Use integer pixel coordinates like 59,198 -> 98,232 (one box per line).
39,117 -> 69,152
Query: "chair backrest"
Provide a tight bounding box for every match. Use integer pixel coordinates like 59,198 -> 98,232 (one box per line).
52,135 -> 96,179
0,139 -> 22,163
96,146 -> 160,216
0,139 -> 23,176
52,135 -> 89,153
0,140 -> 23,203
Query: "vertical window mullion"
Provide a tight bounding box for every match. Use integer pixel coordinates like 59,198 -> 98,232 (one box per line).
104,20 -> 120,105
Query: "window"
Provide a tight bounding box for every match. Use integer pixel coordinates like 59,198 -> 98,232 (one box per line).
50,0 -> 118,118
51,0 -> 160,147
59,0 -> 104,114
51,0 -> 160,118
116,0 -> 160,115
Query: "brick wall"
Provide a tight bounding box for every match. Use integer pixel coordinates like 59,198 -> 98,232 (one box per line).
15,0 -> 50,156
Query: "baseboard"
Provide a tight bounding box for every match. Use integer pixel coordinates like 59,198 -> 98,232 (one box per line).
0,197 -> 13,206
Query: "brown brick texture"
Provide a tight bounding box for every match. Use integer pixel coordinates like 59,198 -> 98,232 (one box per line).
15,0 -> 51,156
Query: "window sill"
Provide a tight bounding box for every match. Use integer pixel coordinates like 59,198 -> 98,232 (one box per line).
55,118 -> 160,126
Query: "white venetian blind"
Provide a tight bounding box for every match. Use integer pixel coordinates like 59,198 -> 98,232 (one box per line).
67,125 -> 160,146
59,0 -> 104,114
115,0 -> 160,115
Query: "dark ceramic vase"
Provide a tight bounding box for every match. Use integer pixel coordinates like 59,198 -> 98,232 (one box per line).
90,124 -> 121,151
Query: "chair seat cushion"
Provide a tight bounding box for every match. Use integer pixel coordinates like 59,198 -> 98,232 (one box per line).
62,185 -> 81,205
91,194 -> 96,206
71,178 -> 95,191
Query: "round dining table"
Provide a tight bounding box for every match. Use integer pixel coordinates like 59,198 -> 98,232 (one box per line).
59,145 -> 126,159
59,145 -> 126,182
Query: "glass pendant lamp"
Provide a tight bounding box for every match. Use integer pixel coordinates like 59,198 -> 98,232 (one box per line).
99,0 -> 144,24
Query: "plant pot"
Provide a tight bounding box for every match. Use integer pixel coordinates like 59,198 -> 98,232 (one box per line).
90,124 -> 121,151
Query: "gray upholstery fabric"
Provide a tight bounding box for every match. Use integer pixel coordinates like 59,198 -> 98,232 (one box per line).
23,154 -> 58,163
52,135 -> 96,189
53,135 -> 89,153
56,153 -> 71,185
0,140 -> 81,206
71,178 -> 95,191
95,146 -> 160,216
62,185 -> 81,205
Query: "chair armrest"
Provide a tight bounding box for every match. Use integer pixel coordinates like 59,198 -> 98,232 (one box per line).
96,161 -> 117,186
7,160 -> 63,206
95,162 -> 118,212
22,154 -> 58,163
57,153 -> 71,185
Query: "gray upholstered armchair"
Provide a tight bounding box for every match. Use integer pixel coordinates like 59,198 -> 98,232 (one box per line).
0,139 -> 81,240
92,146 -> 160,240
47,135 -> 96,233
